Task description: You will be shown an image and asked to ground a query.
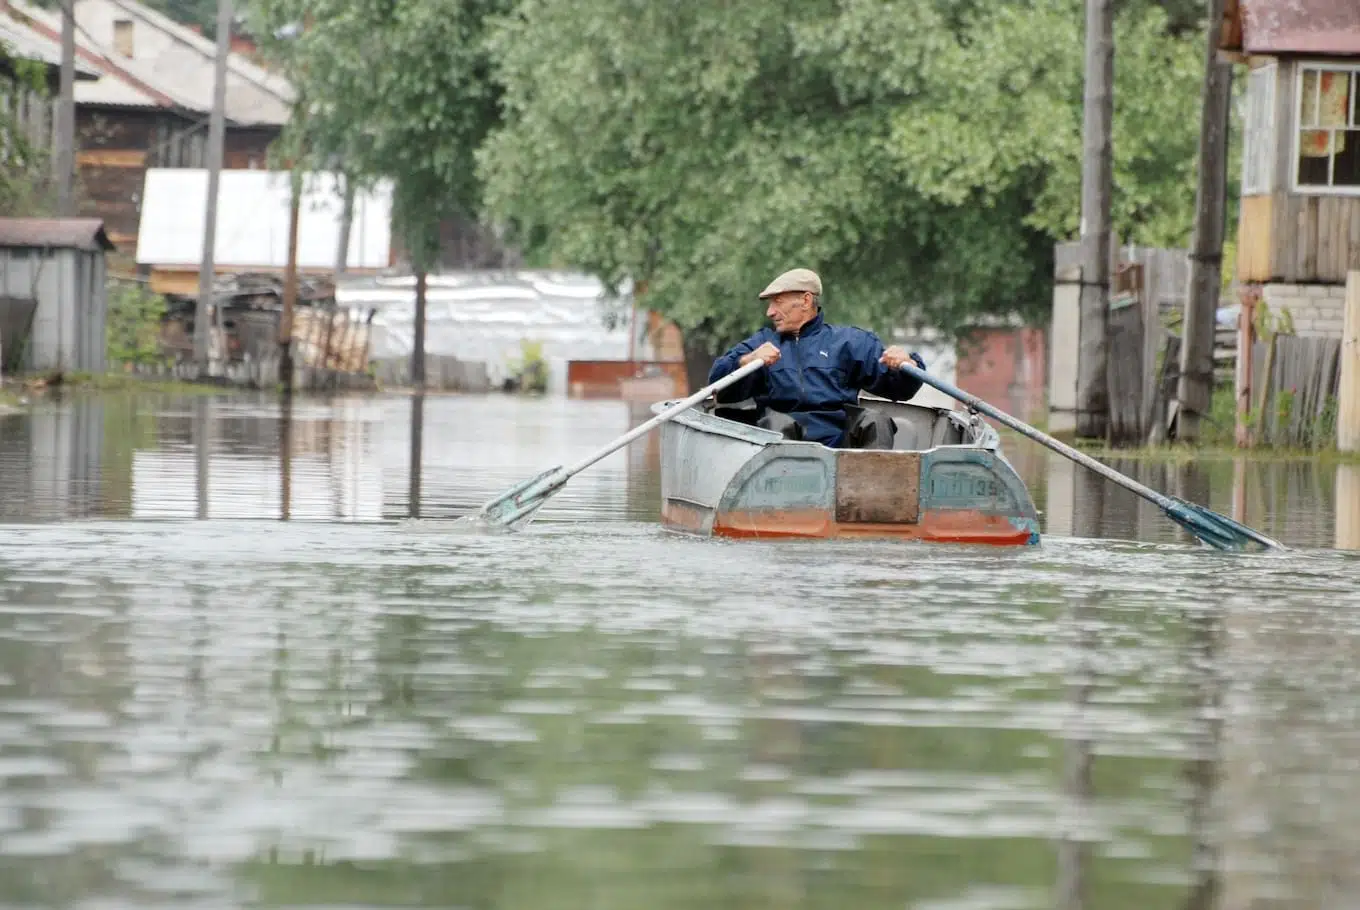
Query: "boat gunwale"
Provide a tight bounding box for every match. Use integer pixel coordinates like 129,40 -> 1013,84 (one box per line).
652,398 -> 1001,454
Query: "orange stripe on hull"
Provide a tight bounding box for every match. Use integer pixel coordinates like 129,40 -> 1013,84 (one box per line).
707,508 -> 1036,546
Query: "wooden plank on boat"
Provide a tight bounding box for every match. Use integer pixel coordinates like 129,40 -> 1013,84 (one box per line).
835,452 -> 920,524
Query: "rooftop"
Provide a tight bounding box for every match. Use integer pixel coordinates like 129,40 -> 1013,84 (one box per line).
1223,0 -> 1360,55
0,218 -> 116,252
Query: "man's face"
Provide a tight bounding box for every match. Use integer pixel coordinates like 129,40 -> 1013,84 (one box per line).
765,291 -> 813,333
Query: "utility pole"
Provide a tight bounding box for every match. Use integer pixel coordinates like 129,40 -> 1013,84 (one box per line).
412,268 -> 427,391
56,0 -> 75,215
1176,0 -> 1233,441
280,174 -> 300,395
194,0 -> 232,368
1076,0 -> 1114,441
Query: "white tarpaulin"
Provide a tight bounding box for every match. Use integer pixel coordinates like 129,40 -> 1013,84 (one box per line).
136,169 -> 392,270
336,271 -> 647,395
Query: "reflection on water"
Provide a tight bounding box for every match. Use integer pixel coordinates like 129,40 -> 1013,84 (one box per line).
0,392 -> 1357,909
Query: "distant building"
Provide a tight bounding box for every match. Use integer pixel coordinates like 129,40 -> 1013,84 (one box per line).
1223,0 -> 1360,338
135,168 -> 393,295
0,217 -> 114,374
1,0 -> 292,252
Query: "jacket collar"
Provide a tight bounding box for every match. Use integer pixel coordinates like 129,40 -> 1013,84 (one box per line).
781,311 -> 826,339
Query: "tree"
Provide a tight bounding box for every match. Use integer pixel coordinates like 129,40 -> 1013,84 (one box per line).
478,0 -> 1204,377
250,0 -> 507,386
250,0 -> 505,270
0,46 -> 58,216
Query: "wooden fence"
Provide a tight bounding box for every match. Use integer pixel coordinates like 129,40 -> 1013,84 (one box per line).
1247,334 -> 1342,448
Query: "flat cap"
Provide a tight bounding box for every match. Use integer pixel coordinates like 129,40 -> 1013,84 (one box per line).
758,268 -> 822,299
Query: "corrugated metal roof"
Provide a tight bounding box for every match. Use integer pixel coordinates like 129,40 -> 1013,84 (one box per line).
0,218 -> 115,252
0,13 -> 100,77
1226,0 -> 1360,55
64,0 -> 293,126
102,0 -> 294,105
4,1 -> 179,108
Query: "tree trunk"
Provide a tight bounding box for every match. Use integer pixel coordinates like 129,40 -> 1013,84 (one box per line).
1076,0 -> 1114,441
335,176 -> 355,276
681,325 -> 720,397
1176,0 -> 1233,441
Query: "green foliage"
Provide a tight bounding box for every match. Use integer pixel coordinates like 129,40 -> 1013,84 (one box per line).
511,339 -> 547,394
142,0 -> 219,35
244,0 -> 1211,354
888,0 -> 1203,249
479,0 -> 1206,349
248,0 -> 508,270
0,43 -> 58,216
1253,300 -> 1295,340
106,281 -> 168,367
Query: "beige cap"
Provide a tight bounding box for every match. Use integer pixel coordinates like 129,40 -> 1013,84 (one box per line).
758,268 -> 822,299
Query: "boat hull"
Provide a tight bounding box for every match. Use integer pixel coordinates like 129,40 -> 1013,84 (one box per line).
657,402 -> 1040,545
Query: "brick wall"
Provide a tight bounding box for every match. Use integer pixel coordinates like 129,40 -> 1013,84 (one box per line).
1261,283 -> 1347,338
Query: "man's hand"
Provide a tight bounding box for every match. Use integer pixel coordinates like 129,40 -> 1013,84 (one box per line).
740,342 -> 781,367
880,346 -> 924,370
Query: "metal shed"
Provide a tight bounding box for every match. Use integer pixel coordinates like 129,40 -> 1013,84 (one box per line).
0,218 -> 114,374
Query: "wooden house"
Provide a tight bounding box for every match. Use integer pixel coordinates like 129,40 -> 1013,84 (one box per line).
1,0 -> 291,255
1224,0 -> 1360,338
0,14 -> 100,175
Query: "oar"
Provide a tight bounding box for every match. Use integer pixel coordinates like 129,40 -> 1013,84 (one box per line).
472,357 -> 767,529
895,362 -> 1284,552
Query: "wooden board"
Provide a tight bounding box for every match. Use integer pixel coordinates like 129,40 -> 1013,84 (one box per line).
1311,197 -> 1332,280
1342,273 -> 1360,452
1237,195 -> 1273,282
1270,192 -> 1360,283
1107,293 -> 1145,444
835,451 -> 920,524
1300,196 -> 1319,280
76,148 -> 146,168
1275,190 -> 1297,281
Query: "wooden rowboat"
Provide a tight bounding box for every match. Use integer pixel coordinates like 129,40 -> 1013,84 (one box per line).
654,396 -> 1041,545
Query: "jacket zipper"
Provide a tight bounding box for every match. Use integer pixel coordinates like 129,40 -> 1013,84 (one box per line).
792,331 -> 805,400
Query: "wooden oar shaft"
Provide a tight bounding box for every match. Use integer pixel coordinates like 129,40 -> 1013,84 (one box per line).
897,362 -> 1180,511
562,357 -> 765,478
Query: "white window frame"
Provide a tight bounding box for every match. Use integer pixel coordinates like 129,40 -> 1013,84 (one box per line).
1291,61 -> 1360,196
1242,62 -> 1277,195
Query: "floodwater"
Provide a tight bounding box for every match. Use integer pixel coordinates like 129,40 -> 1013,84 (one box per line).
0,390 -> 1357,909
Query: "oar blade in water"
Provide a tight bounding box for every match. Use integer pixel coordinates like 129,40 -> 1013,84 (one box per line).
475,466 -> 567,529
1164,497 -> 1283,552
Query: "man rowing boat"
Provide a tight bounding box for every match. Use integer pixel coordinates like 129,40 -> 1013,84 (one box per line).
707,268 -> 925,449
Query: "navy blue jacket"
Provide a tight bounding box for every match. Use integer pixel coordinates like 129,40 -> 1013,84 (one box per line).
707,313 -> 924,446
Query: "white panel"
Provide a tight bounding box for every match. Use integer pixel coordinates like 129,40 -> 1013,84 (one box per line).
1049,281 -> 1081,412
136,169 -> 393,270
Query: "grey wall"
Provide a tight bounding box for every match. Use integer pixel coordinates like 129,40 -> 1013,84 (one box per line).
0,246 -> 108,373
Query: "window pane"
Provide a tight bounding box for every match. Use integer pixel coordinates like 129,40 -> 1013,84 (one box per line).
1335,129 -> 1360,187
1323,71 -> 1351,128
1301,69 -> 1320,127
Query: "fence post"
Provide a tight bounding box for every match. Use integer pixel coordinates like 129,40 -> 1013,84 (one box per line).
1235,287 -> 1257,447
1341,271 -> 1360,453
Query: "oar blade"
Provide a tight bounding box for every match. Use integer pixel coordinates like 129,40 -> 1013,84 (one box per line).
473,467 -> 568,529
1163,497 -> 1284,552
